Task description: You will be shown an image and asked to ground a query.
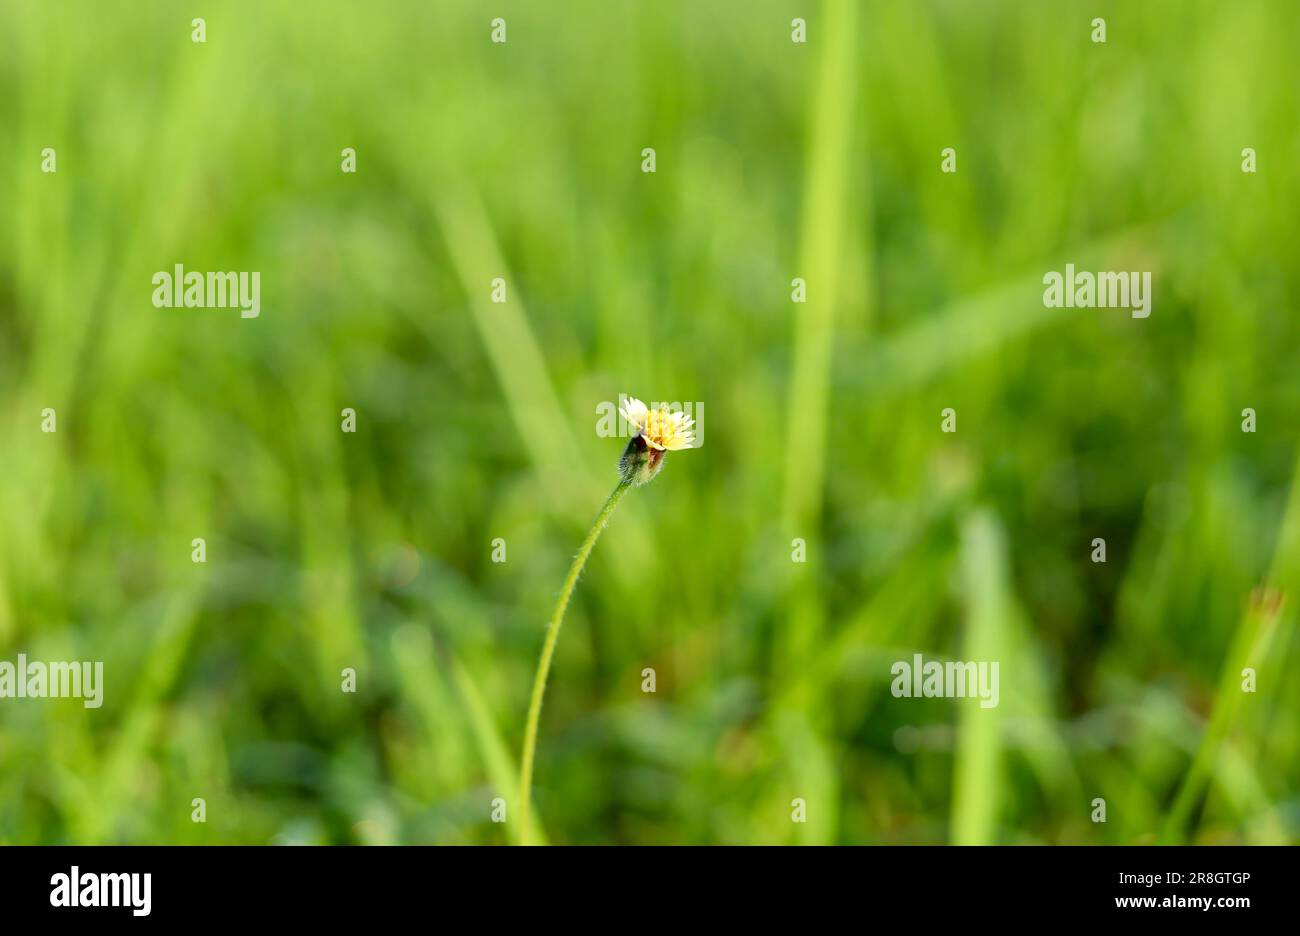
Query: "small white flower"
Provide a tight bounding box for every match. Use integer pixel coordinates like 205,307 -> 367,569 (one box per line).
620,396 -> 695,451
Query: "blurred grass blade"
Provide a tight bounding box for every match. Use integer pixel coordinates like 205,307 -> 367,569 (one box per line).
1160,591 -> 1282,842
780,0 -> 861,536
951,510 -> 1009,845
1159,446 -> 1300,842
449,653 -> 548,846
434,189 -> 652,580
436,190 -> 585,499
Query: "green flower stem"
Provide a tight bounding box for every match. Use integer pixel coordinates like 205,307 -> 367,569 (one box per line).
517,477 -> 632,844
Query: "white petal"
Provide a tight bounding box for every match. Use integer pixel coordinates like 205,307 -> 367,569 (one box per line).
621,397 -> 648,429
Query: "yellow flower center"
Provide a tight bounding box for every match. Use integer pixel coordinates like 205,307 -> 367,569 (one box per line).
643,408 -> 689,451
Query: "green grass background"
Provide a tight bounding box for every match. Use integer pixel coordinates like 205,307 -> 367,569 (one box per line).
1,0 -> 1298,844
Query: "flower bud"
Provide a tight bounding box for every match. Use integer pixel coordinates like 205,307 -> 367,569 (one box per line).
618,435 -> 665,486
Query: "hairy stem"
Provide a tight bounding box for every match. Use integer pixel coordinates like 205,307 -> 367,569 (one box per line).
517,478 -> 632,844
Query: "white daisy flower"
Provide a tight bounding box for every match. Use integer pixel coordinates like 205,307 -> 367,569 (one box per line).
620,396 -> 695,451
